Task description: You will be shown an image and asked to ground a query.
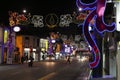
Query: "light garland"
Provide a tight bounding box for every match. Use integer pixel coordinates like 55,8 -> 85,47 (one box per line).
9,11 -> 85,28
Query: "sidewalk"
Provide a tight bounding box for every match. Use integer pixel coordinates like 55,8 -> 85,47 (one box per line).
76,69 -> 91,80
75,62 -> 91,80
0,62 -> 23,71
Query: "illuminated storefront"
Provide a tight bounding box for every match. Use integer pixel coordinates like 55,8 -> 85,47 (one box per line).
15,35 -> 39,62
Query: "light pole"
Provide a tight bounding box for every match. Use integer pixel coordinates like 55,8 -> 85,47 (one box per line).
22,9 -> 27,14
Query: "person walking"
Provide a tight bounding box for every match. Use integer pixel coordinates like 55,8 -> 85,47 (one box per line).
28,56 -> 34,67
21,56 -> 24,64
66,55 -> 71,64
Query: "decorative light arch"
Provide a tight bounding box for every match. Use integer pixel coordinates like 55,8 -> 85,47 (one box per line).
76,0 -> 116,68
45,13 -> 59,28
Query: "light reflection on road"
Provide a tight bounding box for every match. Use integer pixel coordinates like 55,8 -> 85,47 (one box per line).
44,62 -> 56,66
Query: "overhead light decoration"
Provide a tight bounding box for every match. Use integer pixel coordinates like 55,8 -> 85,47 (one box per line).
31,15 -> 44,27
59,14 -> 72,27
76,12 -> 87,24
45,13 -> 59,28
76,0 -> 116,68
9,11 -> 31,26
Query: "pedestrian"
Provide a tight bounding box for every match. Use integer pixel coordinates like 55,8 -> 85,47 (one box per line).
25,55 -> 28,63
42,54 -> 45,60
21,56 -> 24,64
28,56 -> 34,67
66,55 -> 71,64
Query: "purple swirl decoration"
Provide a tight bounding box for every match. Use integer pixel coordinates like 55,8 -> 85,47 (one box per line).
76,0 -> 116,68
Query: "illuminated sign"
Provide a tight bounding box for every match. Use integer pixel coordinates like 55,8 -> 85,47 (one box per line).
76,0 -> 116,68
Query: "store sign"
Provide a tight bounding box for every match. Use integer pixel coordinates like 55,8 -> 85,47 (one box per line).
76,0 -> 116,68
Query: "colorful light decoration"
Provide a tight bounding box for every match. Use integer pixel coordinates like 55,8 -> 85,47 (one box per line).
9,11 -> 31,26
8,11 -> 76,28
76,0 -> 116,68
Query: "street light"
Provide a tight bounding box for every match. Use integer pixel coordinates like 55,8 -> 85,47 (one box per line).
13,26 -> 21,32
23,9 -> 27,13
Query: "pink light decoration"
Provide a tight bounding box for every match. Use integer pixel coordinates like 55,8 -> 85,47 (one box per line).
98,7 -> 105,17
76,0 -> 116,68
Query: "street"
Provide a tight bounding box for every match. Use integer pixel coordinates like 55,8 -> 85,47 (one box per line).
0,58 -> 91,80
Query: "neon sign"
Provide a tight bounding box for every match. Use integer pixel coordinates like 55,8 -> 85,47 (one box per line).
76,0 -> 116,68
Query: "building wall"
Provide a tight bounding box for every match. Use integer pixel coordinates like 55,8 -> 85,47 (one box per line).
15,35 -> 39,62
0,26 -> 16,64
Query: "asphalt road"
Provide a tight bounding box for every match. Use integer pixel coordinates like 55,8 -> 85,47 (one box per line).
0,59 -> 90,80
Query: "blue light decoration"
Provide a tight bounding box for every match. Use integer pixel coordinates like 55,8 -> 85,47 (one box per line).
76,0 -> 116,68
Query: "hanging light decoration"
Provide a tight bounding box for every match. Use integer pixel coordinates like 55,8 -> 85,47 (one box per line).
45,13 -> 59,28
59,14 -> 72,27
31,15 -> 44,27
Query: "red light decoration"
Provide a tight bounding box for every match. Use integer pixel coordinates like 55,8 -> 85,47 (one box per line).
76,0 -> 116,68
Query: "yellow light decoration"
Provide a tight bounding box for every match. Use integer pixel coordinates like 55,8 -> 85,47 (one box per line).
9,11 -> 30,26
45,13 -> 59,28
4,30 -> 8,44
45,40 -> 48,51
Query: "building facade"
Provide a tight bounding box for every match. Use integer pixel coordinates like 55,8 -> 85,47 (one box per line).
14,35 -> 40,63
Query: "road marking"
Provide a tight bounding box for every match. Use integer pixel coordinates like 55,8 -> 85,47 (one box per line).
38,72 -> 56,80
